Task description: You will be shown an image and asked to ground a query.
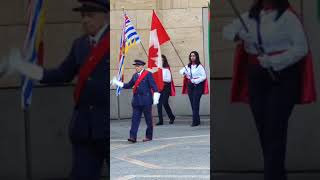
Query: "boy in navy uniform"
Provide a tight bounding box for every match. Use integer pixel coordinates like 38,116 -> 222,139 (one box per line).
112,60 -> 160,143
6,0 -> 110,179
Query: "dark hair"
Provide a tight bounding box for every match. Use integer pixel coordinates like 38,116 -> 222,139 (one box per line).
162,54 -> 170,68
249,0 -> 289,21
188,51 -> 201,67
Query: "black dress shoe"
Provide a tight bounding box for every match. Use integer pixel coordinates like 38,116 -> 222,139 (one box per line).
156,122 -> 163,126
127,138 -> 137,143
190,123 -> 200,127
142,138 -> 152,142
169,116 -> 175,124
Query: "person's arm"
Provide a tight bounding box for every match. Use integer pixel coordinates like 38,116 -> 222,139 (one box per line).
267,12 -> 308,71
122,74 -> 136,89
163,68 -> 172,82
41,41 -> 79,84
179,66 -> 191,79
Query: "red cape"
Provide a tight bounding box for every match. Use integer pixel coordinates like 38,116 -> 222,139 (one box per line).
182,77 -> 209,95
167,67 -> 176,96
170,80 -> 176,96
231,43 -> 316,105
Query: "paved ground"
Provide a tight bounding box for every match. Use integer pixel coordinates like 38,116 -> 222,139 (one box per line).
212,173 -> 320,180
110,116 -> 210,180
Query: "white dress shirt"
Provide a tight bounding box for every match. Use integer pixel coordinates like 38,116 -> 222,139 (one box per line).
89,24 -> 109,45
179,64 -> 206,84
162,68 -> 172,83
223,9 -> 308,70
137,69 -> 144,77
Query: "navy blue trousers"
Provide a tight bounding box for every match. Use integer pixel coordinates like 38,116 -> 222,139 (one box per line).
70,140 -> 106,180
248,63 -> 301,180
157,82 -> 175,123
187,81 -> 204,125
130,105 -> 153,139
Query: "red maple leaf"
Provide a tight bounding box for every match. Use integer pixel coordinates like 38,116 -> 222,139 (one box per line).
148,45 -> 158,68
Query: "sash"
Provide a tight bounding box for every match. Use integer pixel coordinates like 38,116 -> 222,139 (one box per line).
73,32 -> 110,104
133,70 -> 149,94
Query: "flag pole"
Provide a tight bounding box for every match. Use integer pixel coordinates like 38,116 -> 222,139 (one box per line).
139,43 -> 148,59
115,6 -> 126,120
23,107 -> 32,180
169,41 -> 186,67
169,41 -> 191,76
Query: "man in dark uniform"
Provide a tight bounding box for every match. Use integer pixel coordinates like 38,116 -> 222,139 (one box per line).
111,60 -> 160,143
6,0 -> 109,179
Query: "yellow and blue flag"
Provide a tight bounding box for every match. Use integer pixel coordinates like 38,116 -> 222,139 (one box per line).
21,0 -> 46,109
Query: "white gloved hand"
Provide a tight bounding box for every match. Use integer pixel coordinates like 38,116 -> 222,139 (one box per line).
153,92 -> 160,105
257,55 -> 272,69
238,30 -> 255,44
184,72 -> 191,79
111,76 -> 124,88
179,68 -> 191,79
8,48 -> 43,80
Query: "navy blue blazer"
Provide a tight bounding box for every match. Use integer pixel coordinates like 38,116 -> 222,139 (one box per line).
123,70 -> 158,107
40,27 -> 109,142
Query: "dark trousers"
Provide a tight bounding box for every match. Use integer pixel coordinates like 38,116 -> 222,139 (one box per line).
130,105 -> 153,139
157,82 -> 175,123
70,140 -> 106,180
248,63 -> 301,180
187,81 -> 204,125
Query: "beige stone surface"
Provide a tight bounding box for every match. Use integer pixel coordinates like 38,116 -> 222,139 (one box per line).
172,0 -> 189,9
212,0 -> 251,17
113,0 -> 157,10
212,31 -> 234,52
161,8 -> 203,28
157,0 -> 172,10
42,23 -> 82,68
0,0 -> 27,25
136,10 -> 154,29
110,10 -> 137,30
111,8 -> 203,30
188,0 -> 210,8
46,0 -> 80,23
212,50 -> 235,78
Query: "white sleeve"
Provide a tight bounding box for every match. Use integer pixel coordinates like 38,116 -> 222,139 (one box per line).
223,12 -> 249,41
268,12 -> 308,71
193,65 -> 206,84
162,68 -> 172,82
179,66 -> 188,75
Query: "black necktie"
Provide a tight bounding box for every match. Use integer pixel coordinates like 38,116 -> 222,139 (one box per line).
90,39 -> 96,49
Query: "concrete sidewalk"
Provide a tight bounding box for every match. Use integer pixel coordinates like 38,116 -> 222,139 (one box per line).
110,116 -> 210,180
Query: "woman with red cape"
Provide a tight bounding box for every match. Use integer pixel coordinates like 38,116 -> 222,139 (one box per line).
223,0 -> 316,179
156,55 -> 176,125
179,51 -> 209,127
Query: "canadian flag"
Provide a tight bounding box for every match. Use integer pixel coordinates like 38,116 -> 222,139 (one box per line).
148,10 -> 170,92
